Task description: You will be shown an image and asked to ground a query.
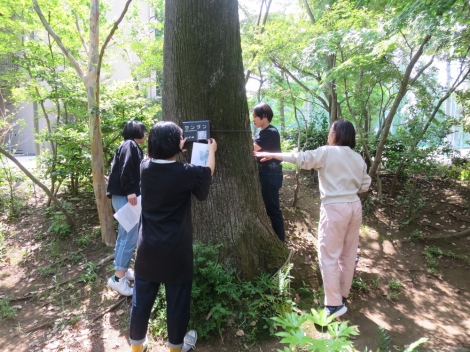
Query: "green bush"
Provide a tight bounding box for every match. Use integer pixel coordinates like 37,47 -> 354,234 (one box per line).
0,296 -> 17,321
272,309 -> 428,352
78,262 -> 99,284
281,118 -> 329,152
441,159 -> 470,182
149,242 -> 296,341
272,309 -> 358,351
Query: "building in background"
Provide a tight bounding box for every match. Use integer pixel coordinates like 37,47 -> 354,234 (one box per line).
1,0 -> 155,157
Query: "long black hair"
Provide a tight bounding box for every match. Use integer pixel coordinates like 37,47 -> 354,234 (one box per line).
147,121 -> 183,159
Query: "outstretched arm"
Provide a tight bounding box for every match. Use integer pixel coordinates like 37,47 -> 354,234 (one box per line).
254,151 -> 285,163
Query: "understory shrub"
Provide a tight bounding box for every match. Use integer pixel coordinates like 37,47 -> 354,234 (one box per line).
148,243 -> 428,350
149,242 -> 296,341
273,309 -> 428,352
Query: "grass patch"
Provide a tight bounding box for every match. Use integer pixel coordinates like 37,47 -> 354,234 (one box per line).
0,296 -> 17,321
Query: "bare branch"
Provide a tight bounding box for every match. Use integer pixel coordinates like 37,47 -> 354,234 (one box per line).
245,0 -> 273,83
97,0 -> 133,77
400,30 -> 413,57
272,59 -> 330,111
32,0 -> 84,79
74,12 -> 89,56
302,0 -> 316,24
369,34 -> 432,178
0,147 -> 75,227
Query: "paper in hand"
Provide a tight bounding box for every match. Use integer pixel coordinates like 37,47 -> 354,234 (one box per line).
113,196 -> 141,232
191,142 -> 209,167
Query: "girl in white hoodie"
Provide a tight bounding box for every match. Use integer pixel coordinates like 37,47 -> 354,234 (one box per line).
255,119 -> 371,319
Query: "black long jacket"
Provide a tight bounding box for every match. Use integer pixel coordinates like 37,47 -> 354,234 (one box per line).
135,160 -> 212,284
106,140 -> 144,197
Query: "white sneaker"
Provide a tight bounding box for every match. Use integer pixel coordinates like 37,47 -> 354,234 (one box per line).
125,268 -> 135,281
182,330 -> 197,352
107,276 -> 133,296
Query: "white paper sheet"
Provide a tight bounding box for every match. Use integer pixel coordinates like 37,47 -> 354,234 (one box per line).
113,196 -> 141,232
191,142 -> 209,166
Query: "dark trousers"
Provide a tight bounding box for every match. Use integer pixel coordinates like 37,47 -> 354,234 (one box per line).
259,165 -> 285,242
129,277 -> 192,347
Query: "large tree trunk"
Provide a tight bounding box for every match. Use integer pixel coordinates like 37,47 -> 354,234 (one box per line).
163,0 -> 288,279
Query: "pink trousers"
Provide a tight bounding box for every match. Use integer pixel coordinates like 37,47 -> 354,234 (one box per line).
318,201 -> 362,306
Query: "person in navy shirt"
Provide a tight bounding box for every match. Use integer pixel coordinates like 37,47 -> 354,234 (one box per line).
253,102 -> 285,242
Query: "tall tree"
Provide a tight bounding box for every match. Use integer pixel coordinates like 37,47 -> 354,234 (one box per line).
163,0 -> 288,278
32,0 -> 133,245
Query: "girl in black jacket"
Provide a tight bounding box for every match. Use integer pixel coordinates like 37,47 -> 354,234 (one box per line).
106,120 -> 146,296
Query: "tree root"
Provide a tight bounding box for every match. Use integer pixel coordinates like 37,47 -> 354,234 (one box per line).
8,254 -> 114,302
402,229 -> 470,242
24,319 -> 56,333
91,296 -> 127,322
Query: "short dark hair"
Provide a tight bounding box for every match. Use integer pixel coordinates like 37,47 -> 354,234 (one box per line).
253,102 -> 274,122
122,120 -> 146,140
330,119 -> 356,149
148,121 -> 182,159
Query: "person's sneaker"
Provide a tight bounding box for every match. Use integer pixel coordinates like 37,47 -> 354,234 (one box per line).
325,305 -> 347,319
107,276 -> 133,296
125,268 -> 135,281
181,330 -> 197,352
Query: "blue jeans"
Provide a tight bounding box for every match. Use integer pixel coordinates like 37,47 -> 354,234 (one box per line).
259,165 -> 285,242
129,278 -> 192,347
112,195 -> 138,272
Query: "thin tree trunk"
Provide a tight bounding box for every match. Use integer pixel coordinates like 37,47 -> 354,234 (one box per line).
280,96 -> 285,134
85,0 -> 115,246
389,64 -> 470,196
0,147 -> 75,226
163,0 -> 288,279
33,0 -> 133,246
368,35 -> 432,179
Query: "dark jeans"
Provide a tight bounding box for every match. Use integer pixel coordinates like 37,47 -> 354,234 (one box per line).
129,277 -> 192,347
259,164 -> 285,242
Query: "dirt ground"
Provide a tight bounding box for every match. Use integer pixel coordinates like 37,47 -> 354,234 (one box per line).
1,169 -> 470,352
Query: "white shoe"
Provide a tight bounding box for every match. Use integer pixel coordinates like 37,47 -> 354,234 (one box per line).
125,268 -> 135,281
107,276 -> 133,296
182,330 -> 197,352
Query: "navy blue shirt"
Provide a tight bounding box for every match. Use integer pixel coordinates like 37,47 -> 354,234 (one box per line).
254,125 -> 282,166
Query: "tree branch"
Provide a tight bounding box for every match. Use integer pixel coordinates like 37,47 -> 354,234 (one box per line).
273,59 -> 330,111
302,0 -> 316,24
32,0 -> 84,79
368,34 -> 432,178
0,147 -> 75,227
74,12 -> 89,56
97,0 -> 133,77
245,0 -> 273,83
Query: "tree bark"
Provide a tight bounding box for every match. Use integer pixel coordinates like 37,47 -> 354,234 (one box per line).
85,0 -> 115,246
163,0 -> 288,279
